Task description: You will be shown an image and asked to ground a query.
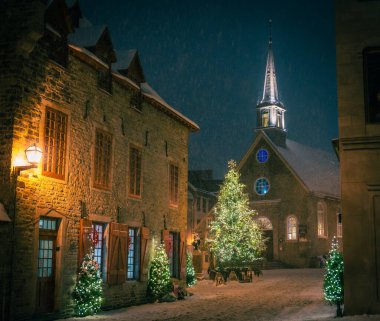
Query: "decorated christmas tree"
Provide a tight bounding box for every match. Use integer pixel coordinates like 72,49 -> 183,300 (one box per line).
72,229 -> 103,317
323,236 -> 344,317
186,252 -> 197,287
148,243 -> 172,300
208,160 -> 265,269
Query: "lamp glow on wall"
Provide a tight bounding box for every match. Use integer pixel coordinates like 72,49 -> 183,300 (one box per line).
13,143 -> 43,175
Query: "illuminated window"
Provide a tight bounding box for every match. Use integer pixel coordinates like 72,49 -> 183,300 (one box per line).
127,227 -> 140,280
277,111 -> 282,127
129,147 -> 142,197
317,202 -> 327,237
256,149 -> 269,163
94,129 -> 112,189
169,164 -> 179,206
92,223 -> 105,277
337,212 -> 342,238
43,108 -> 68,180
255,177 -> 270,195
363,47 -> 380,123
262,111 -> 269,127
287,216 -> 297,240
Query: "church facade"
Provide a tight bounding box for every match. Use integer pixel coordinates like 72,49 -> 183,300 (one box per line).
238,33 -> 341,268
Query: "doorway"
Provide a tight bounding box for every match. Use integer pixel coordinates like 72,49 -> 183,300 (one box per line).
256,216 -> 274,261
35,217 -> 59,314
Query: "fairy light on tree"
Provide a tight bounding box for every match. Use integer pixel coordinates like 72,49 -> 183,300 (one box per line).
72,228 -> 103,317
323,236 -> 344,317
208,160 -> 265,269
147,243 -> 172,300
186,251 -> 196,287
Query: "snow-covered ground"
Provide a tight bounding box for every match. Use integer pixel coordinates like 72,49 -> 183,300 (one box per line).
60,269 -> 380,321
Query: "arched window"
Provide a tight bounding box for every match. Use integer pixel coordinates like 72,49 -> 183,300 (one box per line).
317,201 -> 327,237
287,216 -> 297,240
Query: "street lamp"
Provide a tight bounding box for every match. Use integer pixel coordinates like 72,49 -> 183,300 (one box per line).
8,143 -> 43,320
13,143 -> 43,174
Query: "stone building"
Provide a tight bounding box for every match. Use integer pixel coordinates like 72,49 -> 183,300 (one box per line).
187,170 -> 220,273
0,1 -> 199,320
238,33 -> 341,267
336,0 -> 380,315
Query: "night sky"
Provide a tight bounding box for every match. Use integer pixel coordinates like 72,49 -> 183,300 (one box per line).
80,0 -> 337,179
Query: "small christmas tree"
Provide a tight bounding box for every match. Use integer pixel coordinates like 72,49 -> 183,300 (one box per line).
208,160 -> 265,269
186,252 -> 196,287
148,244 -> 172,300
323,236 -> 344,317
72,229 -> 103,317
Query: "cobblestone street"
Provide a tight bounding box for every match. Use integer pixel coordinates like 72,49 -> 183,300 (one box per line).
58,269 -> 350,321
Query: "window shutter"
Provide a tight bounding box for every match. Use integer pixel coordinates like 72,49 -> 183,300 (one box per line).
162,229 -> 170,257
107,222 -> 129,285
180,230 -> 186,279
79,218 -> 93,265
140,227 -> 149,281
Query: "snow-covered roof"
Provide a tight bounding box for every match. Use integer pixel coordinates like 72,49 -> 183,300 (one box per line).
113,49 -> 137,71
239,131 -> 340,198
141,82 -> 200,131
275,138 -> 340,198
68,24 -> 106,48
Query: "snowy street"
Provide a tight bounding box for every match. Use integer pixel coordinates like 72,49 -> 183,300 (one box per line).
58,269 -> 380,321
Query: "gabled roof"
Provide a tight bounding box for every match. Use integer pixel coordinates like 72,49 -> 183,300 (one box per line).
239,130 -> 340,198
113,49 -> 145,83
68,24 -> 107,48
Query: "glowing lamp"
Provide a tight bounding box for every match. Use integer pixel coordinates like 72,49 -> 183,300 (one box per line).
25,144 -> 42,165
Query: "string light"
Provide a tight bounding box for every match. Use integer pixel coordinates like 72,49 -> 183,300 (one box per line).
186,252 -> 196,287
148,244 -> 172,299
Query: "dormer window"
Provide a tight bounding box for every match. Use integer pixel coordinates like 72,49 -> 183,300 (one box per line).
98,66 -> 112,94
130,91 -> 142,111
45,26 -> 68,67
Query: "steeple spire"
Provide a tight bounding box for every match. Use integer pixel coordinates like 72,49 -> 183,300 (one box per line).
261,19 -> 279,105
255,20 -> 287,145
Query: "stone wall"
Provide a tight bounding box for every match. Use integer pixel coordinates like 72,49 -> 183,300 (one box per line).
0,1 -> 193,320
336,0 -> 380,315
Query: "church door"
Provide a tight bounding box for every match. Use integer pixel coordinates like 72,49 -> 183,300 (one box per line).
263,230 -> 274,261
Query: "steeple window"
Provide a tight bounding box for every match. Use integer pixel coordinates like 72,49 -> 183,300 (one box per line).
276,111 -> 282,128
262,111 -> 269,127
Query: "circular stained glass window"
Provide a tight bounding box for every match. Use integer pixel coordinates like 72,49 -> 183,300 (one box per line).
255,177 -> 270,195
256,149 -> 269,163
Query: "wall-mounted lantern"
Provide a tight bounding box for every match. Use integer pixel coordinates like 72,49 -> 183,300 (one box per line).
14,143 -> 43,175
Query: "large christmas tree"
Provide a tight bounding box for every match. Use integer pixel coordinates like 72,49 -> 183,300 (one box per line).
72,229 -> 103,317
186,252 -> 196,287
148,244 -> 172,300
323,236 -> 344,317
208,160 -> 265,269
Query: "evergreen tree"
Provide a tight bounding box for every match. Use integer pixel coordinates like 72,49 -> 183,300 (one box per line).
186,252 -> 197,287
148,244 -> 172,299
208,160 -> 265,269
72,253 -> 103,317
323,236 -> 344,317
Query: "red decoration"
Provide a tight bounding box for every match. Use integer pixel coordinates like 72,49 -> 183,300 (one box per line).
91,227 -> 100,247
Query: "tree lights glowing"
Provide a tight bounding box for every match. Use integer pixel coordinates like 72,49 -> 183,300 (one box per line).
148,244 -> 172,300
323,236 -> 344,317
186,252 -> 196,287
72,229 -> 103,317
208,160 -> 265,269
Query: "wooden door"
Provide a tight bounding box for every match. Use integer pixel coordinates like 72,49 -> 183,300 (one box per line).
36,233 -> 56,313
263,230 -> 274,261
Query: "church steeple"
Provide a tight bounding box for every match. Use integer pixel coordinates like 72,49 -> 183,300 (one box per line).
256,20 -> 287,145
